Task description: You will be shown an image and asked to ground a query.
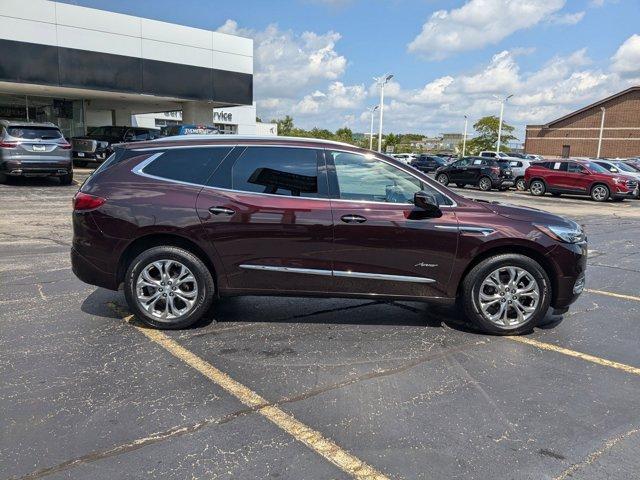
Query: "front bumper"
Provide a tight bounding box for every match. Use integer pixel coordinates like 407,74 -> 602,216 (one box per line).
549,241 -> 588,309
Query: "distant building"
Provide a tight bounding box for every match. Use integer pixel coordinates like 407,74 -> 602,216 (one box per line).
409,134 -> 463,152
441,133 -> 463,151
525,86 -> 640,158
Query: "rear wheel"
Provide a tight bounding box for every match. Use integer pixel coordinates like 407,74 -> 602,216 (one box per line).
478,176 -> 492,191
515,177 -> 526,191
59,172 -> 73,185
530,180 -> 545,196
436,173 -> 449,186
590,184 -> 610,202
124,246 -> 215,329
461,254 -> 551,335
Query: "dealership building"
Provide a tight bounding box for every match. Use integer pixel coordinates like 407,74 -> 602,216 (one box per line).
525,86 -> 640,158
0,0 -> 256,138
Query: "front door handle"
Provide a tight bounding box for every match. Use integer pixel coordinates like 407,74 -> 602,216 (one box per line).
209,206 -> 235,216
341,214 -> 367,224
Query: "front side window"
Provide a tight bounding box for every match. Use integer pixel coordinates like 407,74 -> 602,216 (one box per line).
143,147 -> 232,185
330,151 -> 452,205
231,147 -> 322,198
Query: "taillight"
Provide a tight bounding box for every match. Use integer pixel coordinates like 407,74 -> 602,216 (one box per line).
59,142 -> 72,150
0,141 -> 18,148
491,166 -> 500,174
73,192 -> 106,211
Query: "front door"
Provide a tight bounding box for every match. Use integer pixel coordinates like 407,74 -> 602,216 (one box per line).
326,150 -> 459,299
196,145 -> 335,294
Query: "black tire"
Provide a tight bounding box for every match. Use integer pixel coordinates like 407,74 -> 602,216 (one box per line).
436,173 -> 449,186
124,246 -> 215,329
59,172 -> 73,185
590,184 -> 610,202
515,177 -> 526,191
478,176 -> 492,191
455,183 -> 465,188
529,179 -> 546,196
460,254 -> 551,335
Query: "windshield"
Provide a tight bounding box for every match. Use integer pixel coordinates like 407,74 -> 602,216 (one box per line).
87,126 -> 128,138
583,162 -> 609,173
7,126 -> 62,140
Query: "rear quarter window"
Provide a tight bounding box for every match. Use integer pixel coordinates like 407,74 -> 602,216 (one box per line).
142,147 -> 233,185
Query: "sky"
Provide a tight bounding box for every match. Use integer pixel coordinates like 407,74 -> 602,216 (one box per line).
61,0 -> 640,142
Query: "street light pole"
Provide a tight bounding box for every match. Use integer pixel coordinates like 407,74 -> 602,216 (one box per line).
597,107 -> 606,158
374,74 -> 394,153
368,105 -> 379,150
462,115 -> 468,157
494,94 -> 513,154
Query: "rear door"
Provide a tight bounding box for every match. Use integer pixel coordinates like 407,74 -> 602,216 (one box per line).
196,145 -> 335,294
545,161 -> 569,191
327,150 -> 458,298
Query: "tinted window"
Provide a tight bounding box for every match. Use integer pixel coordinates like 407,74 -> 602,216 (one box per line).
583,161 -> 609,173
455,158 -> 471,167
567,163 -> 585,173
144,147 -> 232,185
6,126 -> 62,140
330,151 -> 452,205
232,147 -> 321,197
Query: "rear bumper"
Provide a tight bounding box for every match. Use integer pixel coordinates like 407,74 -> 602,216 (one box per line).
0,159 -> 71,176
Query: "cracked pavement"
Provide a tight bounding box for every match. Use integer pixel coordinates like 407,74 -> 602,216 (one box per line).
1,171 -> 640,479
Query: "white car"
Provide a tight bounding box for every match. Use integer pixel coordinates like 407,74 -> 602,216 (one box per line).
593,159 -> 640,197
479,151 -> 522,160
498,158 -> 533,190
391,153 -> 416,164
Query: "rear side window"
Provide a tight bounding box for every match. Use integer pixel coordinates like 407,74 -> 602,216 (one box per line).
231,147 -> 322,198
6,126 -> 62,139
143,147 -> 232,185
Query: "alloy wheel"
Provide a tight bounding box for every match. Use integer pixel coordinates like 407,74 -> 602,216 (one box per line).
479,177 -> 491,191
516,178 -> 526,191
437,174 -> 449,185
592,185 -> 609,201
136,260 -> 198,320
477,266 -> 540,328
530,181 -> 544,195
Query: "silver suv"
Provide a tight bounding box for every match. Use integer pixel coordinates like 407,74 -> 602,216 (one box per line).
0,121 -> 73,184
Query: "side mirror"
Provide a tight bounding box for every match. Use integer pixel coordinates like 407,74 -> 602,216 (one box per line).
610,168 -> 618,173
581,169 -> 590,175
414,191 -> 442,217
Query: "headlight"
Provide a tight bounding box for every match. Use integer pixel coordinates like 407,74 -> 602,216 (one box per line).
534,223 -> 586,244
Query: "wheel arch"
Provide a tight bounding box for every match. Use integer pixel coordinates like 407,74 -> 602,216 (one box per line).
116,233 -> 221,290
454,243 -> 559,305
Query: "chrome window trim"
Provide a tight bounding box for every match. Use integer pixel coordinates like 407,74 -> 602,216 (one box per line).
239,264 -> 435,284
130,145 -> 456,207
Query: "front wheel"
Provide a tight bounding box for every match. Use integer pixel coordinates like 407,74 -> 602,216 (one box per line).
515,177 -> 526,191
590,184 -> 610,202
124,246 -> 215,329
478,176 -> 492,191
436,173 -> 449,186
460,254 -> 551,335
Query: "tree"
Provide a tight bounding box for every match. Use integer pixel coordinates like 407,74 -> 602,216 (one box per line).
465,116 -> 517,155
272,115 -> 294,136
334,127 -> 354,144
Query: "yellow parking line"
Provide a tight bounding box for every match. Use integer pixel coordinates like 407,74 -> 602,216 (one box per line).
111,305 -> 389,480
508,336 -> 640,376
585,288 -> 640,303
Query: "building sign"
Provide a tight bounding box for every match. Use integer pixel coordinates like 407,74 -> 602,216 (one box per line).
213,111 -> 233,123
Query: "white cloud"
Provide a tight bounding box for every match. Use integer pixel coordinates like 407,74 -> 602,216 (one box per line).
548,11 -> 585,25
611,34 -> 640,77
407,0 -> 569,60
217,20 -> 347,101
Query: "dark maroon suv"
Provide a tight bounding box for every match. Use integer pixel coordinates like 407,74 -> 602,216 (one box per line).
71,136 -> 587,334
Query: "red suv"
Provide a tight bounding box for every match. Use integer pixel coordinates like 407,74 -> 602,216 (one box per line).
71,136 -> 587,335
525,159 -> 638,202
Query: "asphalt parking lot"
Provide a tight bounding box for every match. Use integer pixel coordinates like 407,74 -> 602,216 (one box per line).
2,169 -> 640,480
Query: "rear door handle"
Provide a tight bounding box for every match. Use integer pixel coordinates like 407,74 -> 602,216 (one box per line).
209,206 -> 235,216
341,214 -> 367,224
